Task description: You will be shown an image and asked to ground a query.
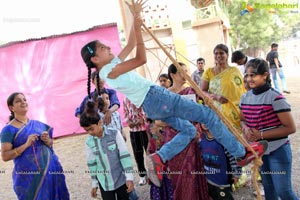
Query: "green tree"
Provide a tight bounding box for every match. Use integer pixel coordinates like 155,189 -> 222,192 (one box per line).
227,0 -> 300,56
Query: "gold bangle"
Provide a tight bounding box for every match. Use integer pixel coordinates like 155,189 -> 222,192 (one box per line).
14,148 -> 20,156
136,43 -> 144,45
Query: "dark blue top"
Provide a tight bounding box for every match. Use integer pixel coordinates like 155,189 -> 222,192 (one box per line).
199,134 -> 241,187
74,88 -> 120,117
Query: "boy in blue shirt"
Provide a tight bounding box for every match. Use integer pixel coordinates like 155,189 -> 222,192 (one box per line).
199,124 -> 241,200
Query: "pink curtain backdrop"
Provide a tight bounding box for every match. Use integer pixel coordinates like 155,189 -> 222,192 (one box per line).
0,23 -> 126,138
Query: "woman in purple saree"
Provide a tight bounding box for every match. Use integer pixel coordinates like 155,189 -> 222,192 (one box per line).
1,92 -> 69,200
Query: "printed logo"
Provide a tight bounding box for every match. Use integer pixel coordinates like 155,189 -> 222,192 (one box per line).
240,3 -> 254,16
240,2 -> 299,16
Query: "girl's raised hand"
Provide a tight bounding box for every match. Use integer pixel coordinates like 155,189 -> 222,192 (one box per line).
125,0 -> 148,16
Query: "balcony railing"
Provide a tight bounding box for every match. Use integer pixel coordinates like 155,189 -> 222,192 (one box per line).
193,2 -> 229,26
194,5 -> 218,20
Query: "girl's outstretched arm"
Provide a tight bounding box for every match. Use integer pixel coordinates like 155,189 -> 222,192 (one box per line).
108,0 -> 147,79
118,23 -> 136,61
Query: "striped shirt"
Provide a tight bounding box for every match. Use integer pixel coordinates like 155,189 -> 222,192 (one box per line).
85,128 -> 133,190
240,88 -> 290,133
123,97 -> 147,132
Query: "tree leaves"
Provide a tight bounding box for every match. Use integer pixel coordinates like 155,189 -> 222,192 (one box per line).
227,0 -> 300,55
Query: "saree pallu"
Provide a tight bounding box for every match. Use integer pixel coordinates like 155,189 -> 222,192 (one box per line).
202,67 -> 246,131
10,120 -> 69,200
164,87 -> 209,200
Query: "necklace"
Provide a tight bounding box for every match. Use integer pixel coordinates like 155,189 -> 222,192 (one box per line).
14,118 -> 28,125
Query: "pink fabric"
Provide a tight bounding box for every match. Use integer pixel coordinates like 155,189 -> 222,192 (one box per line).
0,24 -> 125,138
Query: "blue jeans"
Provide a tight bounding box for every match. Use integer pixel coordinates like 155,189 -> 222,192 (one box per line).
260,143 -> 298,200
270,68 -> 287,91
142,85 -> 245,162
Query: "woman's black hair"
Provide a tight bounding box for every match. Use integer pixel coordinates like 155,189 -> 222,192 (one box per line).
7,92 -> 24,121
81,40 -> 99,100
245,58 -> 272,85
79,101 -> 101,127
167,62 -> 186,86
213,44 -> 229,55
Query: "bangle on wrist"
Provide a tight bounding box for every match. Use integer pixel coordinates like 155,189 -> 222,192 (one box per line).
260,130 -> 264,140
14,148 -> 20,156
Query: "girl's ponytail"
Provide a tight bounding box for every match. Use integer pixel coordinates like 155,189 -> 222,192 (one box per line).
96,71 -> 101,96
87,67 -> 92,100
